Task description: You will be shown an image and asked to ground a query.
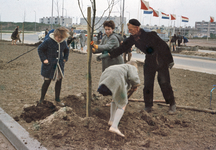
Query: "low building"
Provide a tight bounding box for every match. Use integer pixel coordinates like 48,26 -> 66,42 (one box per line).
195,20 -> 216,37
39,16 -> 72,27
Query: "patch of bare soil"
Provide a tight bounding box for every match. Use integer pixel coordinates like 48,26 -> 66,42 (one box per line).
1,40 -> 216,150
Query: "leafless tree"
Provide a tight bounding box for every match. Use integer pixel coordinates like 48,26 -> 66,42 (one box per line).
77,0 -> 118,117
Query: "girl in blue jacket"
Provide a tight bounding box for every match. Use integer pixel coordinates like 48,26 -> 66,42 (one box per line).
38,27 -> 69,107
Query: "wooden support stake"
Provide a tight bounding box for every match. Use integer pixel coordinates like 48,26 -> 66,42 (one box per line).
128,99 -> 166,103
158,103 -> 216,114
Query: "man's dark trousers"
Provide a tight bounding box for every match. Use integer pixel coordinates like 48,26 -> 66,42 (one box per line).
143,55 -> 175,107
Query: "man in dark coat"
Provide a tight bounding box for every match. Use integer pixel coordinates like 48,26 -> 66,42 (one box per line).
108,19 -> 176,114
11,26 -> 19,45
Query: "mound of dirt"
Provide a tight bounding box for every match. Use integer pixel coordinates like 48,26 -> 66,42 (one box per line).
24,94 -> 192,149
20,101 -> 58,123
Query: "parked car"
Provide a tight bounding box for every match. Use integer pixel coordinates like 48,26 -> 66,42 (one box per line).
38,31 -> 45,40
157,33 -> 169,42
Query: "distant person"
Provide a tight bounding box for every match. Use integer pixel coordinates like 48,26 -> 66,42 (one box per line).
97,61 -> 140,137
67,27 -> 76,48
90,20 -> 124,72
120,32 -> 132,63
11,26 -> 19,45
177,32 -> 183,46
97,31 -> 103,44
79,30 -> 87,51
45,28 -> 49,36
37,27 -> 69,107
183,36 -> 188,46
44,29 -> 54,41
171,34 -> 177,51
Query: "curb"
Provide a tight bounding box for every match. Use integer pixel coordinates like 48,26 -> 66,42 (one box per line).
0,107 -> 47,150
172,53 -> 216,61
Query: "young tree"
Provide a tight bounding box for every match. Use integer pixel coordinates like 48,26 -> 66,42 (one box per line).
77,0 -> 117,117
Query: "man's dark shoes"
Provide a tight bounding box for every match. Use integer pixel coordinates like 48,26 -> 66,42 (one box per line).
168,104 -> 176,115
144,106 -> 152,113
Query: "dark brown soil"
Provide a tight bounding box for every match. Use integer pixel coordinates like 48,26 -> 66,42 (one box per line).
1,40 -> 216,150
20,100 -> 58,123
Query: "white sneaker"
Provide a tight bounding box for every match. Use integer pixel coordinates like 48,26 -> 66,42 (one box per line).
109,127 -> 125,137
108,121 -> 113,126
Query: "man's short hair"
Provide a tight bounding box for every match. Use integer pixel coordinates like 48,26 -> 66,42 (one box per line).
128,19 -> 141,27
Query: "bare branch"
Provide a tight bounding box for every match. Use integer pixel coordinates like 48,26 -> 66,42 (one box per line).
77,0 -> 92,27
94,0 -> 118,30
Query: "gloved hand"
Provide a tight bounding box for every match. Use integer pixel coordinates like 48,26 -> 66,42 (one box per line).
90,41 -> 98,49
92,48 -> 96,53
146,47 -> 154,54
169,62 -> 174,69
96,53 -> 109,61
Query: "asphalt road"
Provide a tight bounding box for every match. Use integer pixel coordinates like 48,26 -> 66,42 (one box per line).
131,52 -> 216,74
2,33 -> 216,74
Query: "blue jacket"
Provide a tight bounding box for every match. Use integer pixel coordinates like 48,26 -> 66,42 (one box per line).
38,33 -> 69,79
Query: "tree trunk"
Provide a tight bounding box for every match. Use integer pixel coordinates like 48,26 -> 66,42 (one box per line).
86,7 -> 92,117
22,22 -> 24,45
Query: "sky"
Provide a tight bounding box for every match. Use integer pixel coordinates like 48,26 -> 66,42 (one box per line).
0,0 -> 216,28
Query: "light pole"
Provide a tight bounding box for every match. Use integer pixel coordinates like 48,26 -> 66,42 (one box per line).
51,0 -> 53,29
126,11 -> 130,22
63,8 -> 67,18
34,10 -> 36,32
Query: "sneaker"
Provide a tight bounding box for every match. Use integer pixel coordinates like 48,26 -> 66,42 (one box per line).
109,127 -> 125,137
144,106 -> 152,113
168,104 -> 176,115
55,101 -> 65,107
108,121 -> 113,126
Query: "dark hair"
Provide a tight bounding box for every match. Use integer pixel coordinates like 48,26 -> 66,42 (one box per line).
103,20 -> 115,29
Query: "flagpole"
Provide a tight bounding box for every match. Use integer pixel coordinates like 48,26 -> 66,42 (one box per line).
207,21 -> 210,41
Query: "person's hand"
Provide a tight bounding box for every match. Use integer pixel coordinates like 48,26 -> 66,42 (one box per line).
131,87 -> 138,91
90,41 -> 98,49
96,55 -> 102,61
169,62 -> 174,69
63,59 -> 66,63
90,41 -> 94,46
92,48 -> 96,53
96,53 -> 109,61
43,59 -> 49,64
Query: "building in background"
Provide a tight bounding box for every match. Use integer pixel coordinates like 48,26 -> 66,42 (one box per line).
195,20 -> 216,37
39,16 -> 72,27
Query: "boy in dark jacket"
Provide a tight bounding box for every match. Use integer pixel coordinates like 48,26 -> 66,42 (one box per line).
38,27 -> 69,107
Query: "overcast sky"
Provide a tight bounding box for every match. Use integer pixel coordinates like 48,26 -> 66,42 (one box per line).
1,0 -> 216,27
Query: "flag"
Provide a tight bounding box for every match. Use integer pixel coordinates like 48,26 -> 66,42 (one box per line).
161,12 -> 169,19
150,7 -> 159,17
210,16 -> 214,22
140,0 -> 149,10
182,16 -> 189,22
170,14 -> 176,20
143,8 -> 153,14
